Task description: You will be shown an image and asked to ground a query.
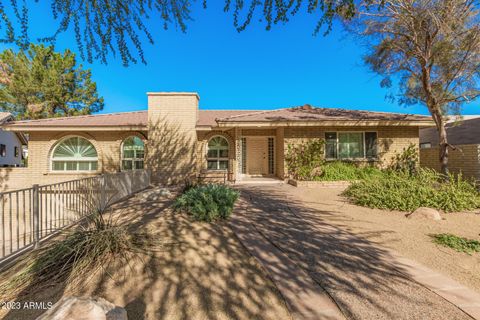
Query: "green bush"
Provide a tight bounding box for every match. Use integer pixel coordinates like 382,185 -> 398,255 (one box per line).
313,161 -> 383,181
285,139 -> 325,180
389,143 -> 419,175
432,233 -> 480,254
174,184 -> 240,222
344,169 -> 480,212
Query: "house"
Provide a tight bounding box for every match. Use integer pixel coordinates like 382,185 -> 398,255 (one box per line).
420,117 -> 480,181
0,112 -> 27,167
0,92 -> 434,191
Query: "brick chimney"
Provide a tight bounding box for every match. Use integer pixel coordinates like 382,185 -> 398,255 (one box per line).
146,92 -> 200,184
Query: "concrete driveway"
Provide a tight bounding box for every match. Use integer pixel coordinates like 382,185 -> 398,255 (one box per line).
230,183 -> 477,320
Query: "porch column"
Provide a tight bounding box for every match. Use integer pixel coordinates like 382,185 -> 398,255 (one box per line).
235,127 -> 242,182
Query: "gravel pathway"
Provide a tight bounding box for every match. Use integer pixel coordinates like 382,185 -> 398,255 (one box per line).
234,184 -> 473,320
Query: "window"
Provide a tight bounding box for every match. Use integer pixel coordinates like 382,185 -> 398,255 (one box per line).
14,146 -> 19,158
51,137 -> 98,171
325,132 -> 378,160
420,143 -> 432,149
122,136 -> 145,170
0,144 -> 5,157
268,137 -> 274,175
207,136 -> 229,170
241,137 -> 247,174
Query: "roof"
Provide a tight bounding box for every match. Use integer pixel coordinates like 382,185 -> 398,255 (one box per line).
197,110 -> 261,126
4,111 -> 148,130
2,105 -> 433,131
420,117 -> 480,146
216,105 -> 431,123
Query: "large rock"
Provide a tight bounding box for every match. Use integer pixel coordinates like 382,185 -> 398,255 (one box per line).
36,297 -> 127,320
407,207 -> 442,221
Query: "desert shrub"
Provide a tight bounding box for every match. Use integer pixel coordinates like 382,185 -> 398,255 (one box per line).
0,198 -> 159,299
344,168 -> 480,212
313,161 -> 383,181
390,143 -> 419,175
285,139 -> 325,180
174,184 -> 239,222
432,233 -> 480,254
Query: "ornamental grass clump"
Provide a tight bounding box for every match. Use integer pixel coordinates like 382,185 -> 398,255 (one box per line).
0,194 -> 160,300
344,169 -> 480,213
174,184 -> 239,222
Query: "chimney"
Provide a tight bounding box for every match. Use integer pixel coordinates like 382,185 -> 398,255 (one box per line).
146,92 -> 200,184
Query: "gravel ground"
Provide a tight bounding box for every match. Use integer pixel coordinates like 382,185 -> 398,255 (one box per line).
236,184 -> 477,320
289,185 -> 480,293
0,187 -> 291,320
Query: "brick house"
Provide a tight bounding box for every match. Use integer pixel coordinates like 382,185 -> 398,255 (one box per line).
420,117 -> 480,181
0,92 -> 434,191
0,112 -> 27,168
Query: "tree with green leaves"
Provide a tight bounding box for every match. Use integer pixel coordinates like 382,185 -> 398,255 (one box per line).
0,0 -> 355,66
349,0 -> 480,175
0,44 -> 104,119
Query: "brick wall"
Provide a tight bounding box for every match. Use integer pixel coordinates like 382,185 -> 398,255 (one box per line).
146,92 -> 199,184
420,144 -> 480,181
283,126 -> 419,177
0,131 -> 146,191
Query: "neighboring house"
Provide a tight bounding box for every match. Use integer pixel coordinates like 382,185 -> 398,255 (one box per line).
0,92 -> 434,190
0,112 -> 27,167
420,117 -> 480,181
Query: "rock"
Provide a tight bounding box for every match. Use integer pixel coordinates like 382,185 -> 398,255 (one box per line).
407,207 -> 442,221
36,297 -> 127,320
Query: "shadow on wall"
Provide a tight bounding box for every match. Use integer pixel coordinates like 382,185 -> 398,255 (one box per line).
145,117 -> 198,185
0,168 -> 11,191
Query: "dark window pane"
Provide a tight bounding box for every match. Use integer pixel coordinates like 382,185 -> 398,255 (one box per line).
219,149 -> 229,158
0,144 -> 6,157
134,161 -> 144,169
122,160 -> 133,170
207,149 -> 218,158
365,132 -> 378,158
325,132 -> 337,159
207,160 -> 218,170
123,150 -> 135,159
219,160 -> 229,170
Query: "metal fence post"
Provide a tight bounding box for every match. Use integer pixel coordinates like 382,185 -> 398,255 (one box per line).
100,174 -> 106,211
32,184 -> 40,249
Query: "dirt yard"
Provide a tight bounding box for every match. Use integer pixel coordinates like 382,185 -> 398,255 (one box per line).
287,184 -> 480,293
0,187 -> 291,320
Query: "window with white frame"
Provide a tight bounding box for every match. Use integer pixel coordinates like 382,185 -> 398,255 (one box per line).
207,136 -> 229,170
51,137 -> 98,171
325,132 -> 378,160
121,136 -> 145,170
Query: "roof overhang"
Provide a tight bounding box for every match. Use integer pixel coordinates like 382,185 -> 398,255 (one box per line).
3,125 -> 148,132
215,120 -> 436,128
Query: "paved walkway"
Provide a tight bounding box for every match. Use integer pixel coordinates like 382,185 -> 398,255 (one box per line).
231,184 -> 480,320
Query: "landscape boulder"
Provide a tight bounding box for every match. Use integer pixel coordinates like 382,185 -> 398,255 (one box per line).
36,296 -> 127,320
407,207 -> 442,221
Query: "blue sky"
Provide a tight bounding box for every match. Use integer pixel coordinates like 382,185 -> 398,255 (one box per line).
1,1 -> 478,115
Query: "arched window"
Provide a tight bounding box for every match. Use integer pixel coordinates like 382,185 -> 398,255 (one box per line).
121,136 -> 145,170
51,137 -> 98,171
207,136 -> 229,170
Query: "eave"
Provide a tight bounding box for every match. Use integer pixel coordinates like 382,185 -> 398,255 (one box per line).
3,125 -> 148,132
215,120 -> 436,128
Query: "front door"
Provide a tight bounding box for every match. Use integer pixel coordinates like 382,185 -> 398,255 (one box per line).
246,137 -> 268,176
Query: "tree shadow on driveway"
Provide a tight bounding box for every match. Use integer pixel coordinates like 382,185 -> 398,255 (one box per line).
234,184 -> 471,320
